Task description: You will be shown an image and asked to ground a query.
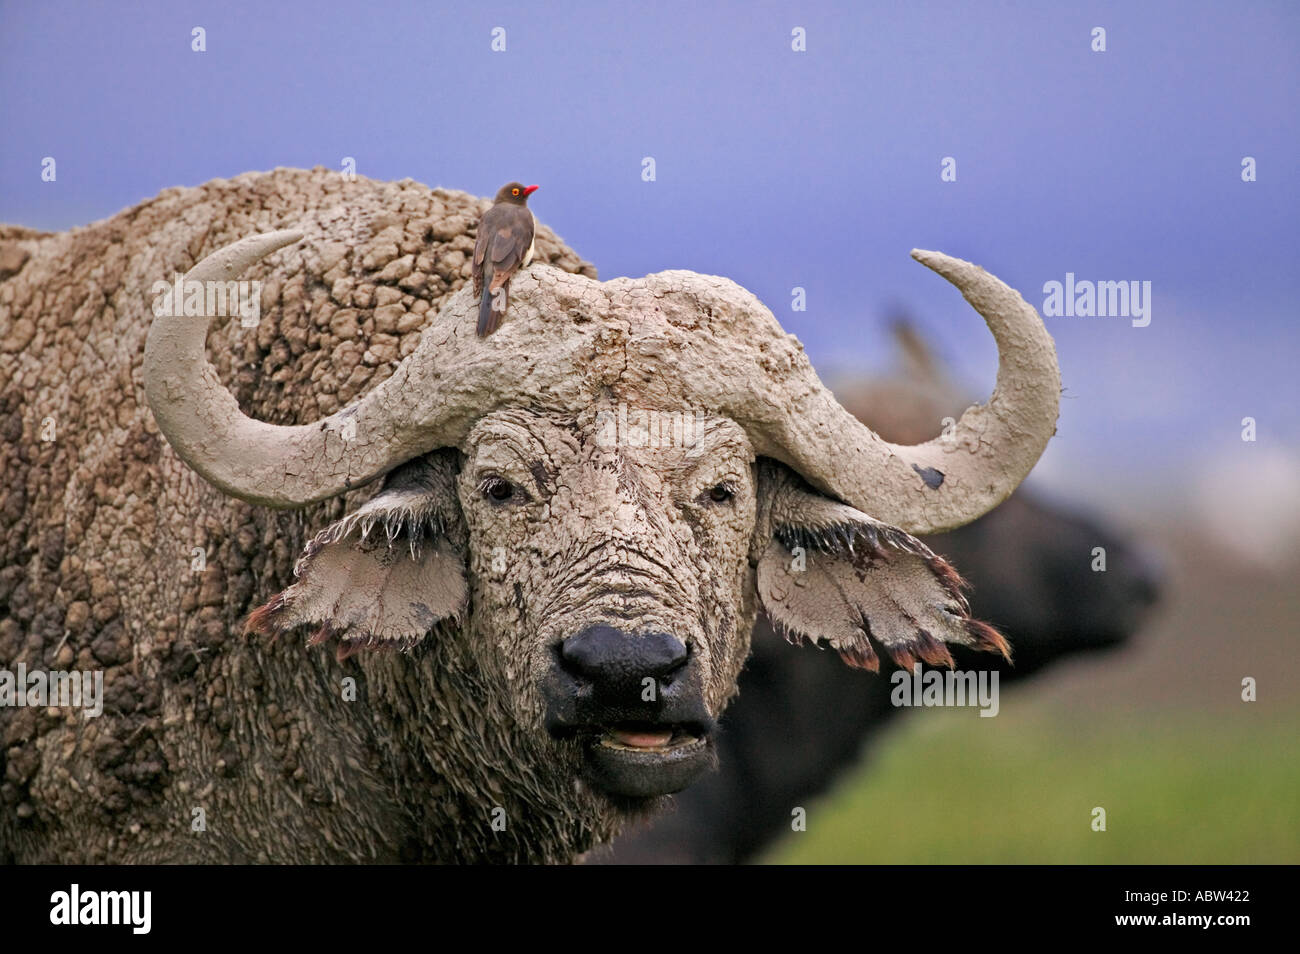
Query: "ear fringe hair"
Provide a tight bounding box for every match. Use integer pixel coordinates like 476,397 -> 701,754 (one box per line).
292,500 -> 445,580
244,591 -> 290,638
923,552 -> 972,615
335,632 -> 423,660
246,594 -> 435,659
763,549 -> 1008,671
884,628 -> 957,671
775,519 -> 937,562
766,614 -> 887,673
965,618 -> 1012,663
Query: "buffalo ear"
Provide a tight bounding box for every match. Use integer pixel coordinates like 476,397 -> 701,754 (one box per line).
753,461 -> 1009,671
246,450 -> 468,659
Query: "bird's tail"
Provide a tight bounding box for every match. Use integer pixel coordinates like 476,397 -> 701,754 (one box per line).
478,282 -> 506,337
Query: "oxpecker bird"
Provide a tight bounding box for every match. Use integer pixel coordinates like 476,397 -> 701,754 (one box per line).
472,181 -> 538,336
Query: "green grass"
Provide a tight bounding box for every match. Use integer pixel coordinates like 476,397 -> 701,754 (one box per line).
765,704 -> 1300,864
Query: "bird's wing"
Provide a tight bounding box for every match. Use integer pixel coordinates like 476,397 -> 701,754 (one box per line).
472,212 -> 491,270
488,213 -> 533,270
471,220 -> 489,295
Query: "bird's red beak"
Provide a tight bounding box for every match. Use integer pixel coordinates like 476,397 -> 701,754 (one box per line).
523,184 -> 539,196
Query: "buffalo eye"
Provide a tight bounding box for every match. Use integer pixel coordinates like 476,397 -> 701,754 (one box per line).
479,476 -> 516,503
706,482 -> 735,504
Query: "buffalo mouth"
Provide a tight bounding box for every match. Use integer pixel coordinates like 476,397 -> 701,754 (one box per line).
560,722 -> 715,798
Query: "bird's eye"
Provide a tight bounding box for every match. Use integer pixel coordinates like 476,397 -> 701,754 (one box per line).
480,476 -> 515,502
706,483 -> 735,504
511,187 -> 520,196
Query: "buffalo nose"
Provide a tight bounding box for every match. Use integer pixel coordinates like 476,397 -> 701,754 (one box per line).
560,625 -> 688,690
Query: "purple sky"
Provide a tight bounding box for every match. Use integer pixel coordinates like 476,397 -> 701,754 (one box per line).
2,0 -> 1297,518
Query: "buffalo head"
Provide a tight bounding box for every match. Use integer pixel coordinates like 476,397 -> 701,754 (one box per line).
143,230 -> 1059,808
